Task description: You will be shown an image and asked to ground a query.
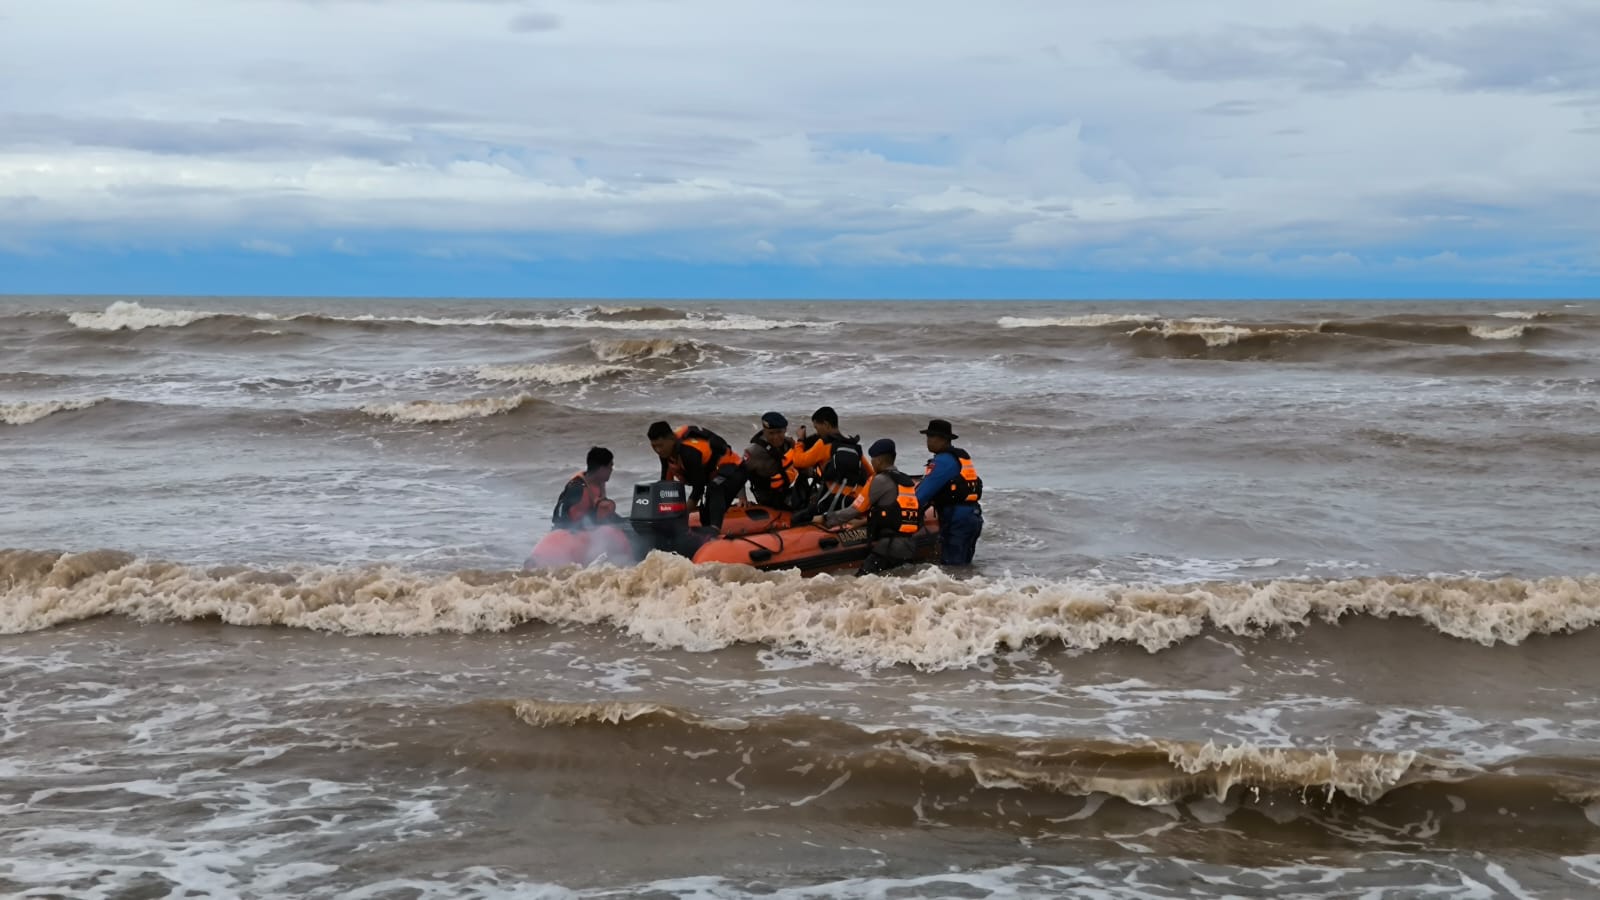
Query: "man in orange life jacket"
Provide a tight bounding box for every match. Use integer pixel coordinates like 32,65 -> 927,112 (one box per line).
916,418 -> 983,566
787,406 -> 872,524
550,446 -> 619,529
647,420 -> 746,533
742,411 -> 808,511
824,438 -> 922,576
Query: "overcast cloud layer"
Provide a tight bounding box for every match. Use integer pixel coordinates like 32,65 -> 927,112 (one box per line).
1,0 -> 1597,292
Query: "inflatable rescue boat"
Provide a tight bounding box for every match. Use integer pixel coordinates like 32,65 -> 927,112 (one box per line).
526,480 -> 940,574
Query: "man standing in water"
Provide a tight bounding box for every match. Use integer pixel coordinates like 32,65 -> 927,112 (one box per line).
824,438 -> 922,576
916,419 -> 983,566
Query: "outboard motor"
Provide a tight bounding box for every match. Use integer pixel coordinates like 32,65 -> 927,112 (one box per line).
627,480 -> 697,558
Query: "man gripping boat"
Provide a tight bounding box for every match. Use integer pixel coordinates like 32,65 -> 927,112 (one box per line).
525,415 -> 983,576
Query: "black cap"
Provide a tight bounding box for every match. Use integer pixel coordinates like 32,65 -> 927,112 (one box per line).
868,438 -> 896,457
919,419 -> 958,439
646,421 -> 674,440
760,411 -> 787,429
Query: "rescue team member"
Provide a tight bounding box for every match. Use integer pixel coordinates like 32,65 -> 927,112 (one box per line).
742,411 -> 808,511
916,418 -> 982,566
788,406 -> 872,522
647,420 -> 746,533
550,446 -> 619,529
824,438 -> 922,576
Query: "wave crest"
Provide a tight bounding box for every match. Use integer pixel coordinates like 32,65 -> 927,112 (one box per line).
587,337 -> 705,362
1,398 -> 106,426
57,301 -> 829,334
999,314 -> 1161,329
5,550 -> 1599,669
499,698 -> 1479,809
66,301 -> 231,331
358,394 -> 545,423
473,363 -> 630,385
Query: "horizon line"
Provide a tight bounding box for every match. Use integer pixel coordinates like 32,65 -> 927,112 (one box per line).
4,291 -> 1596,303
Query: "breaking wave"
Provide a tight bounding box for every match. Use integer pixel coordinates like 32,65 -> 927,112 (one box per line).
587,337 -> 708,363
357,393 -> 550,424
473,363 -> 631,385
999,314 -> 1162,329
1128,320 -> 1317,349
0,371 -> 86,389
1,398 -> 107,426
55,301 -> 831,334
988,312 -> 1574,364
503,699 -> 1474,808
66,302 -> 233,331
585,305 -> 694,322
5,550 -> 1599,669
1,394 -> 581,432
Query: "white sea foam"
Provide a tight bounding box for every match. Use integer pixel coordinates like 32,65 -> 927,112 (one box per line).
1468,324 -> 1528,340
62,301 -> 830,333
999,314 -> 1162,328
359,394 -> 541,423
474,363 -> 630,385
0,398 -> 106,425
66,301 -> 234,331
6,550 -> 1600,671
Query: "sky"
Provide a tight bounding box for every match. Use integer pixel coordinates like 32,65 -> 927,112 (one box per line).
1,0 -> 1597,299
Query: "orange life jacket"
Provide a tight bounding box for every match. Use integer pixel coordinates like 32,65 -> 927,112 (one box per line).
665,425 -> 742,485
746,433 -> 800,493
867,471 -> 923,538
790,433 -> 871,502
551,471 -> 606,528
925,448 -> 982,506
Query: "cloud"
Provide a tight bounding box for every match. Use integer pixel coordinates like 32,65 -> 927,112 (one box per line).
0,0 -> 1594,285
1128,6 -> 1600,94
241,238 -> 294,256
1200,100 -> 1268,116
507,10 -> 561,31
1127,25 -> 1421,90
0,113 -> 413,161
285,0 -> 523,4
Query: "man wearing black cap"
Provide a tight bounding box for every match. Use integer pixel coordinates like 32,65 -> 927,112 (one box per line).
824,437 -> 923,576
742,411 -> 807,510
915,418 -> 983,566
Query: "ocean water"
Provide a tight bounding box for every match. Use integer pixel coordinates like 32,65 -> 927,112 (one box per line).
3,295 -> 1599,898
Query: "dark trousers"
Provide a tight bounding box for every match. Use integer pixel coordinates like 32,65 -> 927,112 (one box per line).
856,551 -> 909,577
790,483 -> 857,525
699,464 -> 747,531
938,505 -> 982,566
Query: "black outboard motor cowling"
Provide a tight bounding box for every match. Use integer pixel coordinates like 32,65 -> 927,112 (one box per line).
627,480 -> 696,557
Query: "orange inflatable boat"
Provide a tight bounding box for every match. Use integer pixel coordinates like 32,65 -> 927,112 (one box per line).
690,506 -> 941,574
631,480 -> 940,575
527,480 -> 941,575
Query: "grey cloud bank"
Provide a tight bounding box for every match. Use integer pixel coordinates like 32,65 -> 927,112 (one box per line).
0,0 -> 1595,277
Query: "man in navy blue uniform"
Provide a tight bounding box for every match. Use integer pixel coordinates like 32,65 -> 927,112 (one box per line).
915,418 -> 983,566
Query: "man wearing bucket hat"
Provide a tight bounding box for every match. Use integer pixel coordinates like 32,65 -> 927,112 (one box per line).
915,418 -> 983,566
